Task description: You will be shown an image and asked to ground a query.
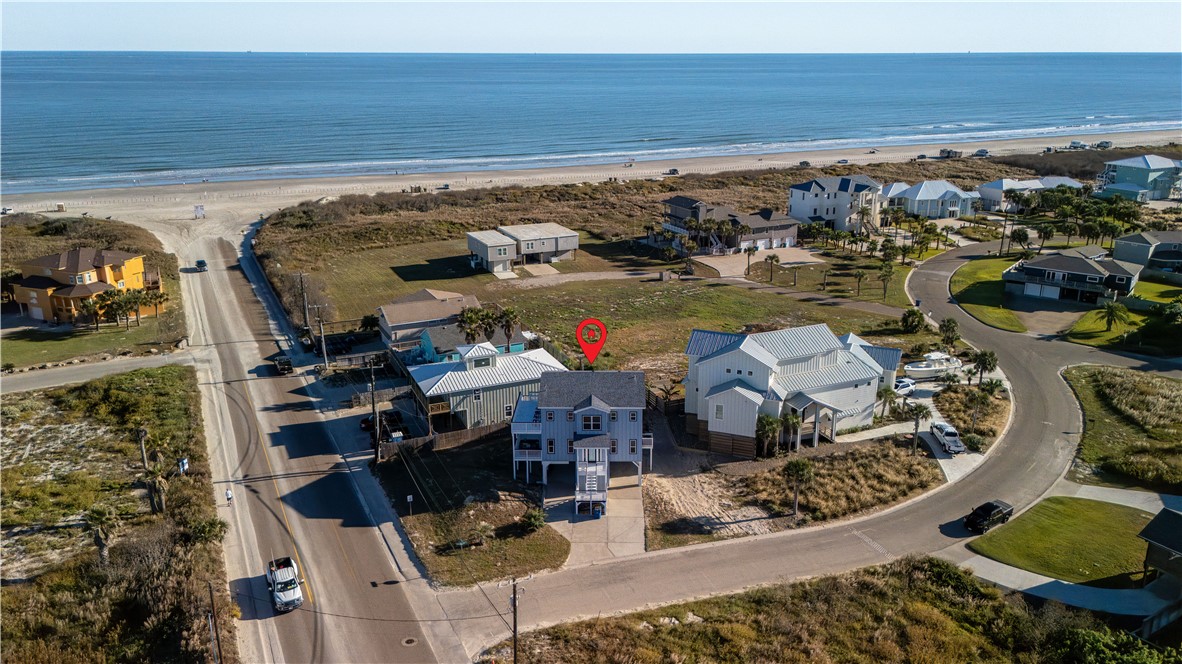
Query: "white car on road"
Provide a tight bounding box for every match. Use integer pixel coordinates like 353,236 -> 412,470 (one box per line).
930,422 -> 965,454
894,377 -> 917,396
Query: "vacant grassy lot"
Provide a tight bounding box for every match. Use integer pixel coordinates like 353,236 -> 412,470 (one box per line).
932,384 -> 1012,446
969,497 -> 1152,589
0,366 -> 237,663
1065,308 -> 1166,354
950,257 -> 1028,333
482,555 -> 1178,663
749,248 -> 915,309
1064,365 -> 1182,491
374,436 -> 569,585
741,442 -> 944,522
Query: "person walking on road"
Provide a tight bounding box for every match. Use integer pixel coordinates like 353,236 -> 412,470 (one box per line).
225,488 -> 234,507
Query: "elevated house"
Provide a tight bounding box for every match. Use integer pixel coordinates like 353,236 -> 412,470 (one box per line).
1112,230 -> 1182,271
661,196 -> 798,254
376,289 -> 479,350
1095,154 -> 1182,202
683,324 -> 893,458
466,231 -> 517,274
465,222 -> 580,273
511,371 -> 651,514
407,344 -> 567,432
787,175 -> 883,233
1002,246 -> 1141,303
883,180 -> 979,219
1136,509 -> 1182,638
11,248 -> 157,323
976,176 -> 1083,212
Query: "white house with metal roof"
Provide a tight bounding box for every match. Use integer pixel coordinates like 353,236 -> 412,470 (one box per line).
408,344 -> 567,431
683,324 -> 893,458
977,176 -> 1083,212
1096,154 -> 1182,202
884,180 -> 980,219
787,175 -> 883,233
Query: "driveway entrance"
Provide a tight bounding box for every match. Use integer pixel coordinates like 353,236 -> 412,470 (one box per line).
543,463 -> 645,566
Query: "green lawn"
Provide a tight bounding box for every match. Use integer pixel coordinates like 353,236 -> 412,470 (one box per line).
1063,366 -> 1182,491
1135,279 -> 1182,304
968,497 -> 1152,589
1065,309 -> 1150,349
1,311 -> 184,369
957,225 -> 1002,242
751,250 -> 915,309
949,257 -> 1027,333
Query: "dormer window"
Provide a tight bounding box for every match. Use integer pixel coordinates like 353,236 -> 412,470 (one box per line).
582,415 -> 602,431
472,357 -> 492,368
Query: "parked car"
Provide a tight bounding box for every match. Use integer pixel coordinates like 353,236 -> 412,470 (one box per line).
837,159 -> 849,164
894,377 -> 917,396
917,154 -> 928,160
963,500 -> 1013,533
930,422 -> 965,454
0,207 -> 13,215
666,168 -> 680,175
273,356 -> 293,375
867,149 -> 879,154
1095,141 -> 1113,149
195,259 -> 208,272
798,160 -> 811,167
974,149 -> 990,157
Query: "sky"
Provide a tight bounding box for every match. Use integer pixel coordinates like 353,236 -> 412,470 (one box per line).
2,1 -> 1180,53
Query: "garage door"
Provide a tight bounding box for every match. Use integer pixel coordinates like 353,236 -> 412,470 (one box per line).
756,240 -> 769,250
1023,283 -> 1041,297
1040,285 -> 1060,299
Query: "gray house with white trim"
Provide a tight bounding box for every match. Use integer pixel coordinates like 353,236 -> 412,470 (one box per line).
1002,246 -> 1141,303
1113,230 -> 1182,271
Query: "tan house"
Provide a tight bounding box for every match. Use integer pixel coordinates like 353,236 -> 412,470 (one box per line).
12,248 -> 154,322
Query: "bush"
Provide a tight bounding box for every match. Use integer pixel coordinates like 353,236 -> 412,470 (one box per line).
964,433 -> 987,453
522,508 -> 547,533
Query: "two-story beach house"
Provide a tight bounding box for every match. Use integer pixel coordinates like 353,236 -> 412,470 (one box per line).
407,344 -> 567,432
787,176 -> 883,233
466,223 -> 580,273
976,177 -> 1083,212
377,289 -> 478,349
510,371 -> 651,514
683,324 -> 894,458
1095,155 -> 1182,202
1113,230 -> 1182,272
660,196 -> 799,254
12,248 -> 154,323
1002,246 -> 1141,304
882,180 -> 980,219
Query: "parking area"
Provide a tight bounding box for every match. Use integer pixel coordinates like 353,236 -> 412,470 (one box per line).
694,246 -> 823,278
543,463 -> 645,566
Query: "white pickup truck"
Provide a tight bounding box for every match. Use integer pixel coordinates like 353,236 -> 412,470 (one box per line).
265,557 -> 305,612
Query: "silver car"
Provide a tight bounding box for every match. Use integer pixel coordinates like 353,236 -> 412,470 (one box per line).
931,422 -> 965,454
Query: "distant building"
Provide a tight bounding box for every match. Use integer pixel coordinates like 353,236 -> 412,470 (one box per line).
408,344 -> 567,431
12,248 -> 156,323
377,289 -> 479,348
661,196 -> 799,254
511,371 -> 651,514
1112,230 -> 1182,271
466,231 -> 517,274
787,175 -> 883,232
883,180 -> 980,219
465,223 -> 580,273
977,176 -> 1084,212
1002,246 -> 1141,303
1095,154 -> 1182,202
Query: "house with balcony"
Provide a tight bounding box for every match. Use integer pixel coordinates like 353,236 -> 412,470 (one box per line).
377,289 -> 479,350
683,324 -> 892,458
466,223 -> 579,273
661,196 -> 798,254
466,231 -> 517,274
787,175 -> 882,233
510,371 -> 651,514
11,248 -> 156,323
883,180 -> 980,219
1002,246 -> 1141,304
1112,230 -> 1182,271
977,177 -> 1083,212
1095,154 -> 1182,202
407,344 -> 567,432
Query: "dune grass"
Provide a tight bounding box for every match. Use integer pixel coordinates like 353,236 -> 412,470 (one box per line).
949,257 -> 1028,333
968,497 -> 1152,589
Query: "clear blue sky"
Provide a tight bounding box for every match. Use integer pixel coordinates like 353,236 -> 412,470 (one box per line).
3,1 -> 1179,53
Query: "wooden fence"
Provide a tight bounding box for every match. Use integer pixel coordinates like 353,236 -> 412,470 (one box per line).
350,385 -> 412,409
645,388 -> 686,415
379,421 -> 508,460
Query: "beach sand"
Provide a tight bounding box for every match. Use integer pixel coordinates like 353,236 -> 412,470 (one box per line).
3,129 -> 1179,221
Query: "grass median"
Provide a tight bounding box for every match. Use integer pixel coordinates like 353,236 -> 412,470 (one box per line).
949,256 -> 1027,333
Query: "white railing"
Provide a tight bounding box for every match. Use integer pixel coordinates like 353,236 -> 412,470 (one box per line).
642,434 -> 654,449
512,422 -> 541,434
514,449 -> 542,460
576,490 -> 608,503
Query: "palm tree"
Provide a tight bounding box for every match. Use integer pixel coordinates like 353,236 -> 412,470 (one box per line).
1036,224 -> 1055,253
744,246 -> 759,275
763,254 -> 779,283
123,289 -> 145,326
967,390 -> 991,433
85,505 -> 120,565
77,297 -> 101,331
877,263 -> 895,299
755,414 -> 781,458
782,458 -> 814,519
478,308 -> 499,342
458,306 -> 483,343
877,386 -> 898,419
780,411 -> 802,454
735,223 -> 753,250
972,350 -> 998,385
1009,228 -> 1029,252
910,403 -> 932,456
979,378 -> 1005,397
853,270 -> 867,296
1100,301 -> 1132,332
498,307 -> 521,346
938,317 -> 960,348
856,205 -> 872,235
146,289 -> 169,319
866,239 -> 879,258
938,371 -> 962,389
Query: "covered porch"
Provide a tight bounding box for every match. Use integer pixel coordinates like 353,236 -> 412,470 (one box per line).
783,392 -> 844,449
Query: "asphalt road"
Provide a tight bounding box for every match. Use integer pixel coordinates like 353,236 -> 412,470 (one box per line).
187,237 -> 436,663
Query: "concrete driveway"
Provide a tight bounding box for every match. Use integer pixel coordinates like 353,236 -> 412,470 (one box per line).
1005,295 -> 1090,335
543,463 -> 646,566
695,247 -> 823,278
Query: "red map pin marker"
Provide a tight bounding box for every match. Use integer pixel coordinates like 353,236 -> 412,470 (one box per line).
576,318 -> 607,365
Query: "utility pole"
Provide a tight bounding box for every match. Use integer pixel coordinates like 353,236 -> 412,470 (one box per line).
137,427 -> 149,470
296,272 -> 310,331
207,580 -> 223,664
499,574 -> 532,664
369,359 -> 380,454
309,304 -> 329,373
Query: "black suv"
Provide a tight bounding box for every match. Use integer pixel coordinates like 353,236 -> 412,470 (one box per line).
964,500 -> 1013,533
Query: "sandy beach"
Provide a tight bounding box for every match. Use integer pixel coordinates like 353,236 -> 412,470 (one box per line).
3,128 -> 1178,220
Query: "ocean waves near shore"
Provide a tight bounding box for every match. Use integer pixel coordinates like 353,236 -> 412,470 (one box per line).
3,52 -> 1180,194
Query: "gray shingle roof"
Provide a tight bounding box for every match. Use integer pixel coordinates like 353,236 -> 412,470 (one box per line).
1023,253 -> 1107,276
1106,154 -> 1182,170
662,196 -> 707,208
537,371 -> 645,409
1118,230 -> 1182,246
790,175 -> 881,194
1139,509 -> 1182,556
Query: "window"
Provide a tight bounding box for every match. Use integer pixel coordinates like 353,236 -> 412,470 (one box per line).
473,389 -> 482,401
726,368 -> 732,374
747,371 -> 753,376
582,415 -> 602,431
629,411 -> 637,422
1086,276 -> 1099,283
546,411 -> 554,421
610,412 -> 617,422
117,280 -> 124,288
504,404 -> 513,418
629,440 -> 637,454
525,241 -> 535,250
610,440 -> 618,454
547,439 -> 555,454
714,404 -> 724,420
566,411 -> 574,421
496,247 -> 508,257
567,440 -> 574,454
1115,276 -> 1126,283
472,357 -> 491,368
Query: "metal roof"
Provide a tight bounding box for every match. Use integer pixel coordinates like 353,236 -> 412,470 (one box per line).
497,223 -> 579,241
1037,176 -> 1083,189
749,323 -> 843,359
458,343 -> 499,358
881,182 -> 911,197
802,384 -> 872,417
467,230 -> 516,246
1106,154 -> 1182,170
703,379 -> 764,404
409,348 -> 567,396
537,371 -> 645,409
699,336 -> 779,368
775,350 -> 881,393
894,180 -> 972,202
685,329 -> 744,357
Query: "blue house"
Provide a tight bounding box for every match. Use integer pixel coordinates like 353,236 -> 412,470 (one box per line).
1096,155 -> 1182,202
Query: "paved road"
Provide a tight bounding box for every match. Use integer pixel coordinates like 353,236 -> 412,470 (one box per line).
1,351 -> 193,393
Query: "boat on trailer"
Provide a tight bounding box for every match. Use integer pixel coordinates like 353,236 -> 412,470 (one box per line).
904,351 -> 963,379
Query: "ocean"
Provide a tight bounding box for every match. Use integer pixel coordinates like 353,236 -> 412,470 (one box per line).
2,52 -> 1179,194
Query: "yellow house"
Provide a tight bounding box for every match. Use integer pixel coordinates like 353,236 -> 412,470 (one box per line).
12,248 -> 156,323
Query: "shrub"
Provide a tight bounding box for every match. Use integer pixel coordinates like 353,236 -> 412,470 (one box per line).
522,508 -> 547,533
963,433 -> 987,453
